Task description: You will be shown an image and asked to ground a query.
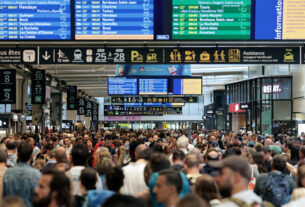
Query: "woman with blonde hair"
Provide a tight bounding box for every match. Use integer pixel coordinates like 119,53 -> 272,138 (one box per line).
95,147 -> 114,190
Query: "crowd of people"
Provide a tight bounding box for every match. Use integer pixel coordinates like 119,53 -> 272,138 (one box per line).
0,129 -> 305,207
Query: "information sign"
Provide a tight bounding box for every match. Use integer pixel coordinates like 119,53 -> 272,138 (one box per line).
77,98 -> 85,115
67,86 -> 77,110
0,70 -> 16,104
31,70 -> 45,104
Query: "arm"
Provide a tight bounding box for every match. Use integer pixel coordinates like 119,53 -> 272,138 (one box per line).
286,162 -> 297,176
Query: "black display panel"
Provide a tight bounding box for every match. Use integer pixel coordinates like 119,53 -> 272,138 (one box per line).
31,70 -> 45,104
85,100 -> 92,117
0,118 -> 8,128
0,0 -> 71,40
77,98 -> 85,115
0,70 -> 16,104
67,86 -> 77,110
92,102 -> 99,121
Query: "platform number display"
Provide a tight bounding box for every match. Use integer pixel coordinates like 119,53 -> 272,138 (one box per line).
0,70 -> 16,104
92,102 -> 99,121
85,100 -> 92,117
31,70 -> 45,104
67,86 -> 77,110
77,98 -> 86,115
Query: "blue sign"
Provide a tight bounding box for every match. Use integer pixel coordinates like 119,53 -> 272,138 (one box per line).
0,0 -> 71,40
255,0 -> 282,40
139,79 -> 168,95
108,77 -> 137,95
116,64 -> 191,76
75,0 -> 154,40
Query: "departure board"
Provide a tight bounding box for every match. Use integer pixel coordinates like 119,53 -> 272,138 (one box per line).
0,0 -> 71,40
75,0 -> 154,40
108,78 -> 137,95
173,78 -> 202,95
172,0 -> 251,40
139,79 -> 168,95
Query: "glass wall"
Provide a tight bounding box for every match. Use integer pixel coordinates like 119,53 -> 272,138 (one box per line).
225,76 -> 292,134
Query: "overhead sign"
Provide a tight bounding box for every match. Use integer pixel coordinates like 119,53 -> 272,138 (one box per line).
172,0 -> 251,40
38,47 -> 300,65
77,98 -> 85,115
111,96 -> 198,103
0,48 -> 37,64
31,70 -> 45,104
206,109 -> 214,114
0,118 -> 8,128
0,0 -> 71,40
0,70 -> 16,104
240,103 -> 251,110
92,102 -> 99,121
116,64 -> 191,76
67,86 -> 77,110
85,100 -> 92,117
263,84 -> 282,94
229,103 -> 246,113
105,105 -> 182,116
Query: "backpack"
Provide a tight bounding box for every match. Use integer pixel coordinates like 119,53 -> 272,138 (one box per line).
226,198 -> 274,207
262,173 -> 291,207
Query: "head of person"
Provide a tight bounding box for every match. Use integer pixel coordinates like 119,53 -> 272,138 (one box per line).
264,138 -> 273,147
184,153 -> 200,171
176,194 -> 209,207
153,134 -> 159,142
194,174 -> 221,202
271,154 -> 287,172
136,146 -> 151,161
55,147 -> 66,163
104,134 -> 113,147
103,194 -> 148,207
64,138 -> 71,147
3,196 -> 26,207
80,168 -> 97,195
26,138 -> 35,147
96,147 -> 113,175
129,141 -> 141,162
6,140 -> 18,153
172,150 -> 186,164
176,136 -> 189,150
106,166 -> 124,193
261,146 -> 272,161
205,150 -> 219,163
33,169 -> 72,207
18,142 -> 33,163
299,146 -> 305,160
153,169 -> 182,206
211,155 -> 251,198
71,144 -> 89,166
150,153 -> 171,173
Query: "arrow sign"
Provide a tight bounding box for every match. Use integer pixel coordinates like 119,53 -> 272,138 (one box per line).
42,51 -> 51,61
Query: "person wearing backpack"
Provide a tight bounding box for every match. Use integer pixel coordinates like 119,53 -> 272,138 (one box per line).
254,155 -> 296,207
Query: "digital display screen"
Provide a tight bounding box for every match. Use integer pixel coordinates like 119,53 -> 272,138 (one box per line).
172,0 -> 251,40
108,78 -> 137,95
0,0 -> 71,40
139,79 -> 168,95
75,0 -> 154,40
255,0 -> 305,40
173,78 -> 202,95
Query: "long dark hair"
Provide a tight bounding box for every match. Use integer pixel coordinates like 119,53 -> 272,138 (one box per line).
252,152 -> 267,173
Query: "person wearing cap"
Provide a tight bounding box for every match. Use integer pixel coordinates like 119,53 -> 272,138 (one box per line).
200,150 -> 219,177
210,155 -> 263,207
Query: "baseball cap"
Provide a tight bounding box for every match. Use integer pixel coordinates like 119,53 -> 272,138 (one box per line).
209,155 -> 251,181
248,141 -> 255,147
269,145 -> 282,155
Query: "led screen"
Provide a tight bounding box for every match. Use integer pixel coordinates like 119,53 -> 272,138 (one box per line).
139,78 -> 168,95
108,77 -> 138,95
173,78 -> 202,95
0,0 -> 71,40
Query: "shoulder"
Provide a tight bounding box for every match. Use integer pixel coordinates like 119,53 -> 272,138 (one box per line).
215,201 -> 238,207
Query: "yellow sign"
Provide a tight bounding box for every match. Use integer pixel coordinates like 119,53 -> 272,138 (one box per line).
183,79 -> 202,95
146,49 -> 158,63
214,50 -> 226,62
170,49 -> 182,62
228,49 -> 241,62
200,51 -> 211,62
131,50 -> 143,62
185,50 -> 196,62
283,49 -> 295,62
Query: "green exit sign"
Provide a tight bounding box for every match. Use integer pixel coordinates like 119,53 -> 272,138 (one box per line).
35,96 -> 42,103
69,104 -> 75,109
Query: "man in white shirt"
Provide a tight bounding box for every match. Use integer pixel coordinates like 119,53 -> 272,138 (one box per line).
120,144 -> 149,196
66,144 -> 101,196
